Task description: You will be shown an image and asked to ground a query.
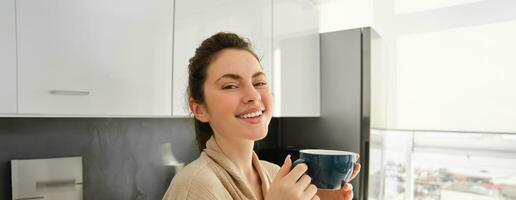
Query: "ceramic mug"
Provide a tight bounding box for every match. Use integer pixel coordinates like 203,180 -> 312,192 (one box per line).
293,149 -> 359,189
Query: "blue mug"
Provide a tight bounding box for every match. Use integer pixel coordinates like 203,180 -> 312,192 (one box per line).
293,149 -> 359,189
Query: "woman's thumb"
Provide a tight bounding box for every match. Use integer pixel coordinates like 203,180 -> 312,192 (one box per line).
274,155 -> 292,181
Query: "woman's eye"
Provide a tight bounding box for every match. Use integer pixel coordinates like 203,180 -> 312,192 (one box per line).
254,82 -> 267,87
223,85 -> 238,89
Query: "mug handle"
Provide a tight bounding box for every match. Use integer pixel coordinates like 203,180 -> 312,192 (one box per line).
292,158 -> 308,170
292,158 -> 306,168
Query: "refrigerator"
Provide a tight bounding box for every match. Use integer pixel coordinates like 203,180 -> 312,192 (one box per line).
278,27 -> 378,200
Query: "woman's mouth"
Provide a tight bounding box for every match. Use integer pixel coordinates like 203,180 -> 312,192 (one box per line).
236,110 -> 263,119
236,110 -> 264,124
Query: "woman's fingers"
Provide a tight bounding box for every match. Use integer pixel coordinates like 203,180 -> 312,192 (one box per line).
311,195 -> 320,200
349,163 -> 361,181
273,155 -> 292,182
304,184 -> 318,198
284,163 -> 308,182
267,155 -> 319,200
342,183 -> 354,200
297,174 -> 312,188
325,183 -> 353,200
343,183 -> 353,191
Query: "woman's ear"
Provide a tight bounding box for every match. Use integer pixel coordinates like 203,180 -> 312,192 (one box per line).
189,98 -> 209,123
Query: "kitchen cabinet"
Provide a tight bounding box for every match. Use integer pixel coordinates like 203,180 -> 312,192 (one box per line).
272,0 -> 320,117
16,0 -> 173,116
0,0 -> 17,114
173,0 -> 320,117
173,0 -> 273,117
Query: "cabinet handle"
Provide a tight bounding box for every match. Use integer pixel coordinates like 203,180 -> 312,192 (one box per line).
15,196 -> 45,200
36,179 -> 78,189
49,90 -> 90,96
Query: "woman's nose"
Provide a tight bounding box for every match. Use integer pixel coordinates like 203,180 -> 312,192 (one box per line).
241,84 -> 261,103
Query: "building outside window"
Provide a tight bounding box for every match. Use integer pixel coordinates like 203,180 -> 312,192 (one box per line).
369,129 -> 516,200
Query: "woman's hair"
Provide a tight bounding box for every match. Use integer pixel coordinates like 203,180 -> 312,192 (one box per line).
187,32 -> 260,151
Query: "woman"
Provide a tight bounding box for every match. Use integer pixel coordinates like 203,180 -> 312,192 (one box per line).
163,32 -> 360,200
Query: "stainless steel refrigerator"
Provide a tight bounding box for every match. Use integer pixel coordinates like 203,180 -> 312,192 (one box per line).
279,27 -> 377,200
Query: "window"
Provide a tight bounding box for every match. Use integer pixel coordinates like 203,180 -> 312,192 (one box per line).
369,129 -> 516,200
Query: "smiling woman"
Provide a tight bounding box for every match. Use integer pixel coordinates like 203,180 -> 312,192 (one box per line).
162,32 -> 358,200
184,33 -> 271,152
192,48 -> 272,151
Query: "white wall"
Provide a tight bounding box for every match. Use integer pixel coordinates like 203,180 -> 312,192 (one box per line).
373,0 -> 516,133
317,0 -> 372,33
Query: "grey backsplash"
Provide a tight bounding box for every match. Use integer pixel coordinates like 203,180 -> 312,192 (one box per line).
0,117 -> 280,200
0,118 -> 199,200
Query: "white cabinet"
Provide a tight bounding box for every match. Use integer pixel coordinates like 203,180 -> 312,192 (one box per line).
16,0 -> 173,116
5,0 -> 319,117
0,0 -> 17,114
273,0 -> 320,117
173,0 -> 273,116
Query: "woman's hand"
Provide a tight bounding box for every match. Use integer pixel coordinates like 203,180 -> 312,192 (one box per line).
266,155 -> 319,200
315,163 -> 361,200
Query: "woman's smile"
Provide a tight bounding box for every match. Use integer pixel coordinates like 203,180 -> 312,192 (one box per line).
236,107 -> 265,124
236,110 -> 264,124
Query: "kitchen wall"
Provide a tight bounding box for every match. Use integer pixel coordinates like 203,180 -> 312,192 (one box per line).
373,0 -> 516,133
0,118 -> 280,200
0,118 -> 197,200
318,0 -> 372,33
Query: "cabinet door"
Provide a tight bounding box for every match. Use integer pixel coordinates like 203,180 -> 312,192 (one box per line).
173,0 -> 273,116
16,0 -> 173,116
273,0 -> 320,116
0,0 -> 17,114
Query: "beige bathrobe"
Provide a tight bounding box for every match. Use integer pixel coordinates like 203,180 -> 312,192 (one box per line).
162,137 -> 280,200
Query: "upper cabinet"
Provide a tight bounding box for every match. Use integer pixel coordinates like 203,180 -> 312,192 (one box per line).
2,0 -> 320,117
15,0 -> 173,116
0,0 -> 17,114
173,0 -> 273,117
273,0 -> 320,117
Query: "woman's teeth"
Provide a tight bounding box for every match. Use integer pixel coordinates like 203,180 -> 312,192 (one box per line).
237,111 -> 263,119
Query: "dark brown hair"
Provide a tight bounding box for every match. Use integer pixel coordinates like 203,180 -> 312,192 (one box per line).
187,32 -> 259,151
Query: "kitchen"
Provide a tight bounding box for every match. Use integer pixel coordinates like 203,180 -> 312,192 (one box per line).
1,0 -> 516,200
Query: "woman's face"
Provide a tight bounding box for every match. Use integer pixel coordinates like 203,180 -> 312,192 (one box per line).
194,48 -> 273,142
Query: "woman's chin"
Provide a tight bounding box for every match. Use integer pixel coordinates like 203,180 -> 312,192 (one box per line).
247,131 -> 268,141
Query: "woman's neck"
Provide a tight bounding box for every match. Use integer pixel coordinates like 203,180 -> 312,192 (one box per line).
212,134 -> 264,200
213,135 -> 255,176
